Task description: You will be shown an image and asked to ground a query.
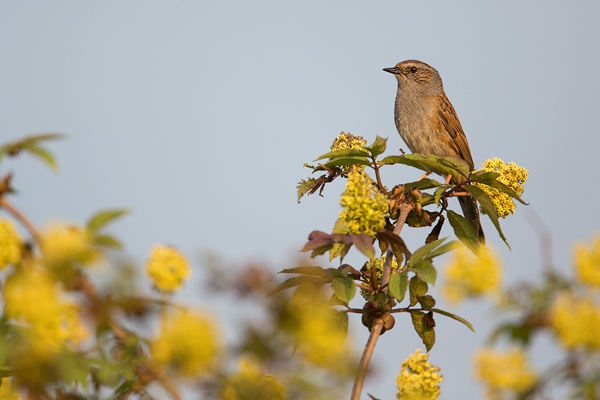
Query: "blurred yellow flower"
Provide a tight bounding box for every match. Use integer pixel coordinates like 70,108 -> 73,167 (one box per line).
145,245 -> 191,293
291,294 -> 354,373
0,218 -> 21,269
550,292 -> 600,349
442,246 -> 503,304
474,348 -> 537,399
221,359 -> 286,400
474,158 -> 528,218
330,132 -> 367,152
396,349 -> 442,400
339,166 -> 387,236
573,234 -> 600,287
0,377 -> 19,400
41,223 -> 100,278
151,311 -> 219,376
3,266 -> 88,349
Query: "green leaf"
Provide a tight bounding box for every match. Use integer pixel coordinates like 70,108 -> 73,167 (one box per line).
430,308 -> 475,332
408,238 -> 447,268
469,170 -> 501,184
268,276 -> 328,297
21,145 -> 59,171
410,311 -> 436,351
316,148 -> 370,160
428,240 -> 461,259
297,178 -> 317,202
403,178 -> 443,191
324,157 -> 371,168
434,186 -> 447,206
409,275 -> 428,307
331,277 -> 356,303
350,234 -> 375,259
332,311 -> 349,341
0,133 -> 63,162
417,295 -> 436,309
465,185 -> 510,249
87,208 -> 129,233
0,367 -> 12,379
487,179 -> 527,205
330,218 -> 351,261
389,271 -> 408,302
447,210 -> 480,253
412,260 -> 437,285
363,135 -> 388,158
93,234 -> 123,250
279,266 -> 329,277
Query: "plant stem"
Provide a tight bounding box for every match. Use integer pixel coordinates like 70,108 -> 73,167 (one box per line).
350,317 -> 384,400
350,201 -> 412,400
0,197 -> 40,240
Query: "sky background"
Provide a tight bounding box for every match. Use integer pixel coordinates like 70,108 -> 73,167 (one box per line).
1,1 -> 599,398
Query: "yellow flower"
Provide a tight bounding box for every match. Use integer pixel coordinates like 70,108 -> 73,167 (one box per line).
151,311 -> 219,376
361,255 -> 401,300
0,218 -> 22,269
474,348 -> 537,399
145,245 -> 191,293
442,246 -> 503,304
396,349 -> 443,400
290,293 -> 354,372
221,359 -> 286,400
3,266 -> 88,348
573,234 -> 600,287
339,166 -> 387,236
330,132 -> 368,152
550,292 -> 600,349
0,378 -> 19,400
41,223 -> 100,278
474,158 -> 528,218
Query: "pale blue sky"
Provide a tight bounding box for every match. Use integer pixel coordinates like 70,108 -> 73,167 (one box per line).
1,1 -> 599,398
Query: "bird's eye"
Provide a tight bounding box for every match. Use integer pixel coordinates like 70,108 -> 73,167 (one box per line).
410,66 -> 418,73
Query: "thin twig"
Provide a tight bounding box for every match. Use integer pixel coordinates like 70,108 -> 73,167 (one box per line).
0,197 -> 40,240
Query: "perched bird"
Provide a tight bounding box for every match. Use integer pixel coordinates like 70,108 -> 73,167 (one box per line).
384,59 -> 484,243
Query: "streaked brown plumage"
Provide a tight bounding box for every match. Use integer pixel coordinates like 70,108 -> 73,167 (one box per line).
384,59 -> 484,242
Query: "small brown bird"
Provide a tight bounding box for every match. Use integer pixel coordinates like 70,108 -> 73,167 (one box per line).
384,59 -> 484,242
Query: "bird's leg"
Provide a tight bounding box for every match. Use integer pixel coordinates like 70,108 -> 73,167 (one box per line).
417,172 -> 431,181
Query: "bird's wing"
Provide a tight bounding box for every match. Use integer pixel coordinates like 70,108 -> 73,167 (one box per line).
436,91 -> 474,171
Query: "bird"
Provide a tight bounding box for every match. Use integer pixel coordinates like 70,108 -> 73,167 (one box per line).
383,59 -> 484,243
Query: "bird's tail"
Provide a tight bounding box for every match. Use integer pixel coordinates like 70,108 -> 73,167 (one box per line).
458,195 -> 485,245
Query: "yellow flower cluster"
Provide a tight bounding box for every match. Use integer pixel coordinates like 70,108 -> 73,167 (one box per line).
474,158 -> 528,218
151,311 -> 219,376
396,349 -> 442,400
0,218 -> 21,269
339,167 -> 387,236
4,266 -> 89,348
442,246 -> 503,304
292,295 -> 354,372
221,359 -> 286,400
145,245 -> 191,293
474,348 -> 537,399
41,223 -> 100,277
550,292 -> 600,349
360,255 -> 401,300
573,234 -> 600,287
330,132 -> 367,152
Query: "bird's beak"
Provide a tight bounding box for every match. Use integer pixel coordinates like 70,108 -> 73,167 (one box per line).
383,66 -> 400,74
